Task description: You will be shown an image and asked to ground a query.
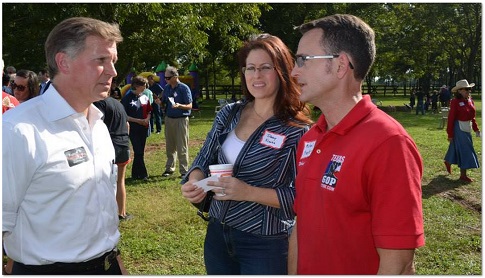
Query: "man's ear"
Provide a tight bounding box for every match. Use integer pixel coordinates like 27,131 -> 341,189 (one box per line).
55,52 -> 70,74
337,53 -> 352,78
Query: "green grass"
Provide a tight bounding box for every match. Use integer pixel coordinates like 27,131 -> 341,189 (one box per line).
118,96 -> 482,275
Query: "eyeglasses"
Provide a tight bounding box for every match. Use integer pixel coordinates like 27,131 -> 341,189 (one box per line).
295,54 -> 354,69
165,76 -> 174,80
462,88 -> 472,91
12,83 -> 27,92
242,65 -> 276,75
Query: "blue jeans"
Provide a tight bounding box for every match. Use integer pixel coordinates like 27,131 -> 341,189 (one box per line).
204,218 -> 289,275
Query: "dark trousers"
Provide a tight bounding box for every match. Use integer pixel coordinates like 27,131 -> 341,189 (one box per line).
129,123 -> 148,179
150,102 -> 162,132
11,250 -> 122,275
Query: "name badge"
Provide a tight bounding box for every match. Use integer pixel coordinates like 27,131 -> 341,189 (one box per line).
64,146 -> 89,167
301,140 -> 316,159
260,130 -> 286,149
459,102 -> 465,106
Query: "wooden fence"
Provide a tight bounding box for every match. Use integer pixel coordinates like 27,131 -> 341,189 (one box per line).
199,84 -> 481,99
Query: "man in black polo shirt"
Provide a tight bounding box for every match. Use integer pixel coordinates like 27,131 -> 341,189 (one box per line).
94,96 -> 132,221
148,74 -> 163,134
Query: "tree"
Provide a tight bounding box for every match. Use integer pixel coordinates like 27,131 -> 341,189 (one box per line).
2,3 -> 481,93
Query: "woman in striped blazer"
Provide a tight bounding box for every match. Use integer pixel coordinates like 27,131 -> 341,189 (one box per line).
181,34 -> 312,275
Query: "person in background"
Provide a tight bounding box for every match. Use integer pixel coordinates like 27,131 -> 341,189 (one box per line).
110,80 -> 122,99
6,66 -> 16,84
409,89 -> 416,110
12,69 -> 39,103
288,14 -> 425,275
94,95 -> 132,221
2,91 -> 19,114
1,59 -> 19,114
439,85 -> 451,108
415,87 -> 425,115
148,74 -> 163,134
444,79 -> 480,182
431,90 -> 439,113
3,17 -> 125,275
2,72 -> 13,95
38,68 -> 52,95
181,34 -> 312,274
121,75 -> 152,181
2,59 -> 19,114
159,66 -> 192,178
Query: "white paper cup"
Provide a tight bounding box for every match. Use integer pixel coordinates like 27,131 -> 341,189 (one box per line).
209,164 -> 233,196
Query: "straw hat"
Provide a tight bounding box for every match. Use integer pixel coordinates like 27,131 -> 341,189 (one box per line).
451,79 -> 475,92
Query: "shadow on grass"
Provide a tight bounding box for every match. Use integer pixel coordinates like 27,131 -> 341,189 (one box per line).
422,174 -> 481,213
422,174 -> 468,199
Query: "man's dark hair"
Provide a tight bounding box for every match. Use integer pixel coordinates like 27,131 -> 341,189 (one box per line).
298,14 -> 375,81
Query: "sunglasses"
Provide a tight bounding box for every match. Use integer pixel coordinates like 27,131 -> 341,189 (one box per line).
165,76 -> 174,80
12,83 -> 27,92
462,88 -> 472,91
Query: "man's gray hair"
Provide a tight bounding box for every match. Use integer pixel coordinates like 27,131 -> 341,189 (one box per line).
45,17 -> 123,78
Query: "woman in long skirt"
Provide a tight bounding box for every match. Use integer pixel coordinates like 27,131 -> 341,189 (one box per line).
444,79 -> 480,182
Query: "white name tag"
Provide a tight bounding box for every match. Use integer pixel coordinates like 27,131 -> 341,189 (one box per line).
301,140 -> 316,159
260,130 -> 286,149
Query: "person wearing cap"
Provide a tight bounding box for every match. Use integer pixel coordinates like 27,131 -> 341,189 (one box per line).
443,79 -> 480,182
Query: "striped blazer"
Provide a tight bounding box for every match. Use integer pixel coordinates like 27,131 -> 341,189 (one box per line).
184,100 -> 310,235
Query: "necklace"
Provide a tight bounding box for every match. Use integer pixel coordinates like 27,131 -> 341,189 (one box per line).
252,103 -> 272,120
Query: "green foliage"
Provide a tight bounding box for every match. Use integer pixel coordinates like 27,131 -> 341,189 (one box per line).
2,3 -> 481,91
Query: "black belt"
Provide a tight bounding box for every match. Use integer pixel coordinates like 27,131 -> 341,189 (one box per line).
14,248 -> 119,274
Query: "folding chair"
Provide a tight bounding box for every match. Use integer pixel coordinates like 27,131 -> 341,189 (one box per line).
439,107 -> 449,129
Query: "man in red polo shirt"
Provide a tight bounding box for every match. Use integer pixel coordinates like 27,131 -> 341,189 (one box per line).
288,14 -> 425,275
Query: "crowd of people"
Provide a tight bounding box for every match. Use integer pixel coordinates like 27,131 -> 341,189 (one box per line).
1,13 -> 479,275
409,85 -> 451,114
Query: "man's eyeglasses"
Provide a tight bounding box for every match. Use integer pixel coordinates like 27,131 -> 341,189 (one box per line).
165,76 -> 174,80
242,65 -> 275,75
12,83 -> 27,92
462,88 -> 472,91
295,54 -> 354,69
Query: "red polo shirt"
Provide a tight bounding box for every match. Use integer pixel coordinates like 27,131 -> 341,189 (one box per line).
294,95 -> 425,274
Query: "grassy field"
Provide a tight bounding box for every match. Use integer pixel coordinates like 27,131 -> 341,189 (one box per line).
118,95 -> 482,275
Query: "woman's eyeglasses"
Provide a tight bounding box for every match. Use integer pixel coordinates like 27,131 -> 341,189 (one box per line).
242,65 -> 276,76
12,83 -> 27,92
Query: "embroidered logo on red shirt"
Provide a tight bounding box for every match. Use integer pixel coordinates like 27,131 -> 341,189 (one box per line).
321,154 -> 345,191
